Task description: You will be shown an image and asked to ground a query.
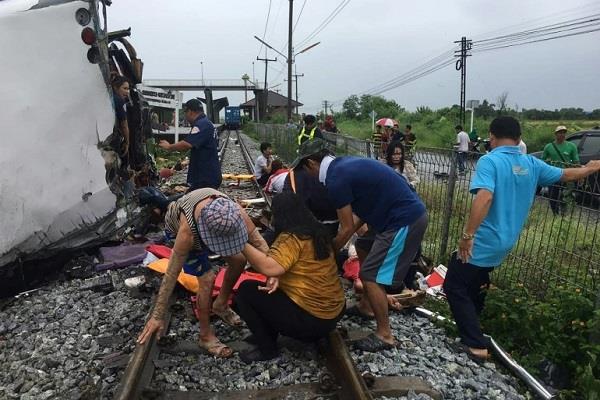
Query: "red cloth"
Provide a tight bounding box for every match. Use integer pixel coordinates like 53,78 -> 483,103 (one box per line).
342,257 -> 360,281
146,244 -> 172,259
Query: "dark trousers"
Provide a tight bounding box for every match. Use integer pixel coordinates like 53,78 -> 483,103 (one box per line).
257,174 -> 269,187
548,182 -> 565,215
457,152 -> 467,173
443,252 -> 494,349
234,280 -> 343,354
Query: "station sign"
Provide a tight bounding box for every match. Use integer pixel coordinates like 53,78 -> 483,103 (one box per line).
136,84 -> 181,109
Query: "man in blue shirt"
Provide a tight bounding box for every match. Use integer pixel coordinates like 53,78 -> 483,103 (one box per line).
291,139 -> 428,352
444,116 -> 600,362
159,99 -> 221,191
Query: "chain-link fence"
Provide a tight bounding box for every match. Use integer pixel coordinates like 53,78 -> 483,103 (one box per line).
248,123 -> 600,297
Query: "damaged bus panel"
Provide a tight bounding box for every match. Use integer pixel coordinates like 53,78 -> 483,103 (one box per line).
0,0 -> 155,289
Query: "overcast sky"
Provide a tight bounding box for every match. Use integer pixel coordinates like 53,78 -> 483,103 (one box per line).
108,0 -> 600,114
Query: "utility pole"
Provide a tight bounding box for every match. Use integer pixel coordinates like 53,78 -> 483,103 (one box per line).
454,36 -> 472,127
285,65 -> 304,115
286,0 -> 294,122
256,55 -> 277,122
322,100 -> 329,117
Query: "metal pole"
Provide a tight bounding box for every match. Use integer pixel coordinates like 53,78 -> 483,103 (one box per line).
174,92 -> 181,143
470,108 -> 474,133
287,0 -> 294,121
201,61 -> 204,85
439,154 -> 457,260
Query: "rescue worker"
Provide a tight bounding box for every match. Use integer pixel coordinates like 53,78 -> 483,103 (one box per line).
159,99 -> 221,192
297,114 -> 324,146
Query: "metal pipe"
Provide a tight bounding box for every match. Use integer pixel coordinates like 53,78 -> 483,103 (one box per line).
413,307 -> 555,400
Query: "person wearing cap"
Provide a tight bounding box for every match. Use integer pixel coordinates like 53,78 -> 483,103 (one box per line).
296,114 -> 323,146
291,139 -> 428,352
445,117 -> 600,362
158,99 -> 221,192
542,126 -> 580,215
137,188 -> 269,358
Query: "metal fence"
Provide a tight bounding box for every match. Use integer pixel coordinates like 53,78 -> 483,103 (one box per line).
249,123 -> 600,297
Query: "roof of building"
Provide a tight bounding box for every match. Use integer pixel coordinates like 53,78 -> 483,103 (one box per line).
240,90 -> 303,108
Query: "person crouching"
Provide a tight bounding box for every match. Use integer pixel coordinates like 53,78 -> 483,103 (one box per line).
235,193 -> 346,363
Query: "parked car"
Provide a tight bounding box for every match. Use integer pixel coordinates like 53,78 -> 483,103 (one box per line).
531,129 -> 600,207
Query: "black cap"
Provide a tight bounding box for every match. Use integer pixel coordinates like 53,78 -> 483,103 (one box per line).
183,98 -> 204,112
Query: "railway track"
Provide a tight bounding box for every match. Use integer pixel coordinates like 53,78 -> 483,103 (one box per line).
113,130 -> 441,400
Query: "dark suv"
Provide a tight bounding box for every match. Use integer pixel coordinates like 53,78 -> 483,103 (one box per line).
532,129 -> 600,206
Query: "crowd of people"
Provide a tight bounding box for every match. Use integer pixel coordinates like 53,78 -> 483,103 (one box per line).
131,94 -> 600,365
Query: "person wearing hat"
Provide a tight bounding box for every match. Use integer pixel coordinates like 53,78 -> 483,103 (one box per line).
137,188 -> 269,358
542,125 -> 580,215
158,99 -> 221,192
290,139 -> 428,353
296,114 -> 323,146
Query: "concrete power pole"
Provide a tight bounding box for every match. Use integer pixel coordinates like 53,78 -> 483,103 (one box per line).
256,55 -> 277,122
285,66 -> 304,115
287,0 -> 294,122
454,36 -> 472,127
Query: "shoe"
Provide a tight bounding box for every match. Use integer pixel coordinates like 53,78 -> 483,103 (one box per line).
242,334 -> 259,345
448,341 -> 490,365
239,347 -> 278,364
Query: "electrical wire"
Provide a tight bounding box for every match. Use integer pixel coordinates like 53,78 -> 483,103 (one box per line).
293,0 -> 308,34
256,0 -> 273,57
295,0 -> 351,49
472,25 -> 600,54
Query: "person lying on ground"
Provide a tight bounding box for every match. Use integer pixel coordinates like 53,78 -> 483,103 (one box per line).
137,188 -> 269,358
235,193 -> 346,363
264,159 -> 288,195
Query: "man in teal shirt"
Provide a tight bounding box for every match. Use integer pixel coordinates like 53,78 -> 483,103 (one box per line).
541,125 -> 580,215
444,117 -> 600,362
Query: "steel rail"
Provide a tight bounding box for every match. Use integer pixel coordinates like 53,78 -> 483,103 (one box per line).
414,307 -> 556,400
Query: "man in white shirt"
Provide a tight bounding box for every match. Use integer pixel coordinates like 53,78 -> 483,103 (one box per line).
455,125 -> 470,174
518,139 -> 527,154
254,142 -> 273,186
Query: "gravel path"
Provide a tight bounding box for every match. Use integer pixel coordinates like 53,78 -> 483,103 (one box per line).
0,131 -> 528,399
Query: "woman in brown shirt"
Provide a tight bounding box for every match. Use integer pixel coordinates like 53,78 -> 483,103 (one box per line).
237,193 -> 345,363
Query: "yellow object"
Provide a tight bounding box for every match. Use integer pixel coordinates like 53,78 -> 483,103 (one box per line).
147,258 -> 199,293
269,233 -> 345,319
222,174 -> 255,181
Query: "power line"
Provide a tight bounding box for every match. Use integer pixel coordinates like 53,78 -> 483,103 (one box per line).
293,0 -> 308,33
256,0 -> 273,57
473,14 -> 600,46
295,0 -> 351,48
472,25 -> 600,54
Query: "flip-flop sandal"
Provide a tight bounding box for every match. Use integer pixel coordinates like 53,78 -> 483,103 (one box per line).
198,339 -> 233,358
354,333 -> 396,352
390,290 -> 426,308
345,305 -> 374,320
448,341 -> 489,365
213,307 -> 243,328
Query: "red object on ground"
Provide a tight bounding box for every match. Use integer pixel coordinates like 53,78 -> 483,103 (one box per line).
189,268 -> 267,320
342,257 -> 360,281
426,270 -> 445,287
146,244 -> 172,259
159,168 -> 174,179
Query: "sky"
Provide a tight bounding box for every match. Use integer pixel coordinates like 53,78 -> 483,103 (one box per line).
108,0 -> 600,114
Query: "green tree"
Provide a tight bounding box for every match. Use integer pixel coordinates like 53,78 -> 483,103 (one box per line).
342,95 -> 360,118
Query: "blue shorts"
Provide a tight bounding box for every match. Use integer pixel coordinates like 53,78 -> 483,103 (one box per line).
182,250 -> 213,276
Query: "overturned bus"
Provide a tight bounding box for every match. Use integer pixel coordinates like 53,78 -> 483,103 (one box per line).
0,0 -> 156,294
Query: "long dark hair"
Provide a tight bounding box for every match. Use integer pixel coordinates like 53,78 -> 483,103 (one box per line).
271,193 -> 332,260
111,75 -> 129,90
386,140 -> 405,173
